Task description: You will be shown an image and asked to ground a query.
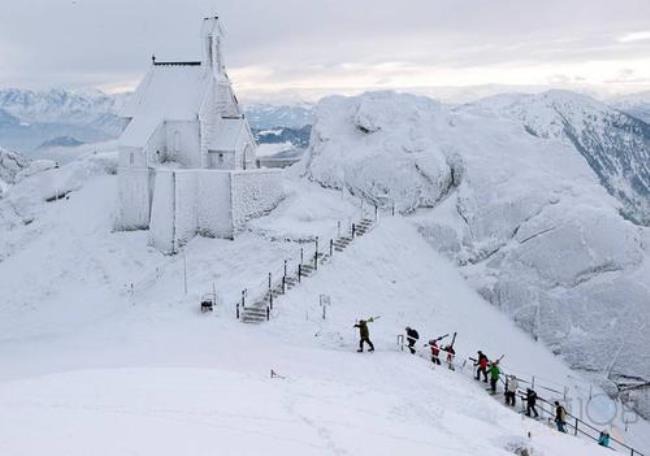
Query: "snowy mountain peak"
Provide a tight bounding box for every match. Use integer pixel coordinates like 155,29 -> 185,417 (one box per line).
0,87 -> 127,124
463,90 -> 650,225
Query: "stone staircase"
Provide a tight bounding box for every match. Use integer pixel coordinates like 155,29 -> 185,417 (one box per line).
240,217 -> 376,324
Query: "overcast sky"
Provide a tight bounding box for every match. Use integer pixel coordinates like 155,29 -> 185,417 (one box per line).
2,0 -> 650,101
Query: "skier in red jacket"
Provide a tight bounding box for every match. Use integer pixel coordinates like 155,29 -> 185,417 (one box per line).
429,339 -> 441,365
475,351 -> 489,382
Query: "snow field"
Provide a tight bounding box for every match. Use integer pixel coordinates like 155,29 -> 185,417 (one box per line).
0,135 -> 649,454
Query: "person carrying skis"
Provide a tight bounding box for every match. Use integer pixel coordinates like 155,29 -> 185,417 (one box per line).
525,388 -> 539,418
475,351 -> 489,382
405,327 -> 419,354
354,318 -> 375,352
489,361 -> 501,393
443,343 -> 456,370
429,339 -> 441,365
554,401 -> 568,433
598,430 -> 611,447
504,375 -> 518,407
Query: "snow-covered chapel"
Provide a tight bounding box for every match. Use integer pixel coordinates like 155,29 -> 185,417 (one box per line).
116,17 -> 283,253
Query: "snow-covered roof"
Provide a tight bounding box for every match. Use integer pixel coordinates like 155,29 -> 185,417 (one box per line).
208,117 -> 247,151
120,64 -> 208,147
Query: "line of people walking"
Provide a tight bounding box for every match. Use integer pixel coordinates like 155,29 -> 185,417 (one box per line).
356,320 -> 614,451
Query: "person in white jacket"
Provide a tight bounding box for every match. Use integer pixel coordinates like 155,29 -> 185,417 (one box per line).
504,375 -> 519,407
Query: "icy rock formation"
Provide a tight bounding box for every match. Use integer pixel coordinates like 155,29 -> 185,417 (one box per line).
306,91 -> 650,417
0,147 -> 29,185
305,92 -> 461,213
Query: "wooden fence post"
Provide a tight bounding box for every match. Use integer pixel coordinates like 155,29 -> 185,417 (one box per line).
329,239 -> 333,256
283,260 -> 287,294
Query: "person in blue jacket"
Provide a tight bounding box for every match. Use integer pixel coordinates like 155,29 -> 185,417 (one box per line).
598,430 -> 611,447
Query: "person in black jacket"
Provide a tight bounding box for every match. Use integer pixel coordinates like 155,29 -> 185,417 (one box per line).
555,401 -> 568,433
354,319 -> 375,352
405,327 -> 419,354
525,388 -> 539,418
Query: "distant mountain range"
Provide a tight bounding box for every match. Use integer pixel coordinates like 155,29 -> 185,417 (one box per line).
0,88 -> 127,152
252,125 -> 311,149
243,103 -> 313,130
0,88 -> 314,154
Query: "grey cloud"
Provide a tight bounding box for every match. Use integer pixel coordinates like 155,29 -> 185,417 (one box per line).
1,0 -> 650,95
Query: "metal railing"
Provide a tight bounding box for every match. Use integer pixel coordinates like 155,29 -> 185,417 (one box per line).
396,336 -> 646,456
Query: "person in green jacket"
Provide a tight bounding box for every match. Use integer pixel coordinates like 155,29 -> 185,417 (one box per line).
489,361 -> 501,393
354,318 -> 375,352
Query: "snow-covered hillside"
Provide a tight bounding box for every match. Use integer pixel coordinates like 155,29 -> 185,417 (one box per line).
2,91 -> 650,454
305,91 -> 650,419
1,152 -> 648,454
463,90 -> 650,225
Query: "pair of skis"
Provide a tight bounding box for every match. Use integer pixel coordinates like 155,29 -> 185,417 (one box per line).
424,331 -> 457,347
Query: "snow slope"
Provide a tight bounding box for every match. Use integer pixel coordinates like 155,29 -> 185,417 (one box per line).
463,90 -> 650,225
1,153 -> 649,454
305,91 -> 650,419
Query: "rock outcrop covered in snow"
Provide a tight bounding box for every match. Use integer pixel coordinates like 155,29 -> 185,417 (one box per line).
305,92 -> 462,213
0,147 -> 29,183
305,91 -> 650,416
0,147 -> 29,197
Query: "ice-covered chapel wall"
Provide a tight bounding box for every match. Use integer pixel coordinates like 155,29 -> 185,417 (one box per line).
231,169 -> 283,228
173,170 -> 199,244
197,170 -> 233,238
149,170 -> 175,253
116,167 -> 152,230
165,121 -> 200,168
148,169 -> 282,253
